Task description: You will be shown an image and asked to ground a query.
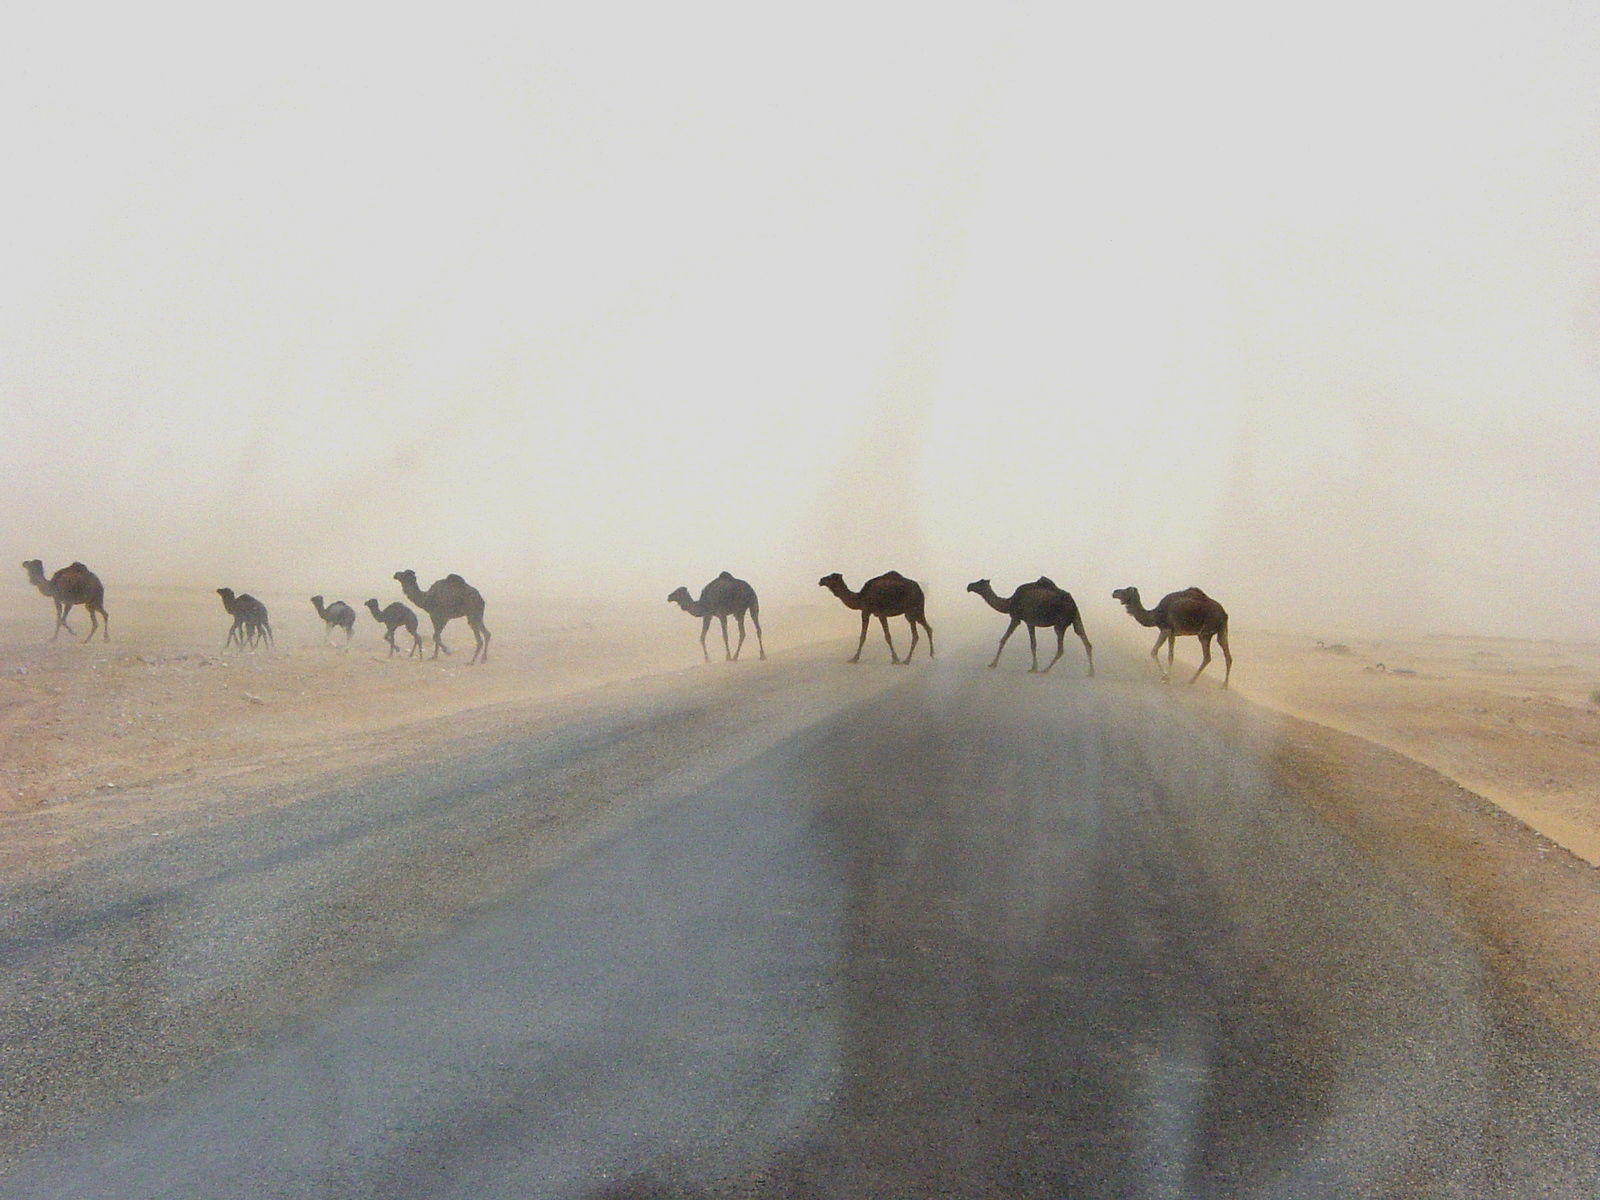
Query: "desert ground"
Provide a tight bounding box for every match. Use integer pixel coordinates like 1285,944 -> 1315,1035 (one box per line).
1234,629 -> 1600,866
0,579 -> 837,847
5,578 -> 1598,869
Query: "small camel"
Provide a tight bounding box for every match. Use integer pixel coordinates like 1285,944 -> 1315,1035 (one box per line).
393,570 -> 490,664
217,588 -> 273,652
818,571 -> 934,665
366,599 -> 424,658
310,595 -> 356,646
667,571 -> 765,663
1112,585 -> 1231,686
967,577 -> 1094,676
22,560 -> 109,642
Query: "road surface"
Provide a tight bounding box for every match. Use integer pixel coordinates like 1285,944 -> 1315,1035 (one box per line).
2,644 -> 1599,1197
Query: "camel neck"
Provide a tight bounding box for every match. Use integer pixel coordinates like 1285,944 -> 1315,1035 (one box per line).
976,589 -> 1009,615
827,584 -> 863,610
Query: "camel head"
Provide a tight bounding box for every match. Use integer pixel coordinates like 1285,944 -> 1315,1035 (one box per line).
966,579 -> 991,596
666,587 -> 692,606
393,570 -> 416,585
310,594 -> 324,611
217,587 -> 236,607
365,599 -> 382,613
1112,587 -> 1141,610
818,573 -> 845,591
21,560 -> 45,585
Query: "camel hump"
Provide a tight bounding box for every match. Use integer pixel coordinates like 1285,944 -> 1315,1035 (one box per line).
69,561 -> 87,570
717,570 -> 733,579
445,573 -> 466,584
1183,586 -> 1210,599
881,569 -> 904,579
1033,576 -> 1057,589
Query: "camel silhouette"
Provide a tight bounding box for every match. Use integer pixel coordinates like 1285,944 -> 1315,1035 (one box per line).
667,571 -> 765,662
217,588 -> 272,652
393,570 -> 491,664
1112,585 -> 1231,686
366,599 -> 423,658
310,596 -> 356,646
21,560 -> 108,642
818,571 -> 934,665
967,577 -> 1094,676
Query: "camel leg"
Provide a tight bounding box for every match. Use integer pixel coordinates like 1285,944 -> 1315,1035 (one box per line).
732,613 -> 747,662
411,629 -> 424,659
97,604 -> 109,642
718,614 -> 732,661
904,615 -> 920,663
1073,615 -> 1094,678
1041,626 -> 1066,673
1150,631 -> 1169,680
1218,627 -> 1233,688
990,618 -> 1021,669
850,612 -> 870,663
879,614 -> 902,665
468,617 -> 490,665
1189,634 -> 1214,684
750,605 -> 765,660
53,601 -> 77,641
699,616 -> 712,663
922,618 -> 934,658
1025,625 -> 1041,672
1167,633 -> 1177,683
83,606 -> 101,644
431,615 -> 449,659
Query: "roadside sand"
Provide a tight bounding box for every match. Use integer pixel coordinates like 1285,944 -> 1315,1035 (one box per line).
1232,630 -> 1600,866
0,581 -> 838,824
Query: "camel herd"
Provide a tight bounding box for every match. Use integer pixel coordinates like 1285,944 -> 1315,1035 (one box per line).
19,560 -> 1233,686
675,568 -> 1231,685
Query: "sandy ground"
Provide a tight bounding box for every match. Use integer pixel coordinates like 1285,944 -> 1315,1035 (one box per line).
5,577 -> 1600,873
1230,629 -> 1600,865
0,579 -> 839,828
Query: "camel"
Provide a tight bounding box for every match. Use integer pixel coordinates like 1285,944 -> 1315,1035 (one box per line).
967,577 -> 1094,676
310,595 -> 356,646
1112,585 -> 1231,686
217,588 -> 272,652
366,599 -> 424,658
667,571 -> 765,663
818,571 -> 934,665
21,560 -> 109,642
393,570 -> 490,664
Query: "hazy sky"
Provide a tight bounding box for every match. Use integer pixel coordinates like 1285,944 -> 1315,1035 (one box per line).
4,1 -> 1598,636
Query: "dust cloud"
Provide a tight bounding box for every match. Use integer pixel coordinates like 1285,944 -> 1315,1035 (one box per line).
3,3 -> 1598,639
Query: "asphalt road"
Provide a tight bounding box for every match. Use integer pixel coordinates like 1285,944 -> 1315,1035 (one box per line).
3,647 -> 1599,1197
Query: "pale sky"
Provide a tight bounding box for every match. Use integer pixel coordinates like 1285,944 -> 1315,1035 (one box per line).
4,1 -> 1598,636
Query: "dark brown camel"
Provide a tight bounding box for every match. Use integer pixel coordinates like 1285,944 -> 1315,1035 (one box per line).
667,571 -> 765,663
366,599 -> 423,658
310,595 -> 356,646
217,588 -> 272,652
818,570 -> 934,665
21,560 -> 109,642
393,570 -> 490,663
1112,585 -> 1231,686
967,576 -> 1094,676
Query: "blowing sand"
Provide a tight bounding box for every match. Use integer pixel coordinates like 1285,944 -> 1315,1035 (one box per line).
0,581 -> 838,828
5,579 -> 1600,873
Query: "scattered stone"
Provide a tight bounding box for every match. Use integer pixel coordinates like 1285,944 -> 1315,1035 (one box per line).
242,693 -> 266,706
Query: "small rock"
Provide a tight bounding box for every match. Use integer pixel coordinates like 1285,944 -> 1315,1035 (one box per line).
242,692 -> 266,705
